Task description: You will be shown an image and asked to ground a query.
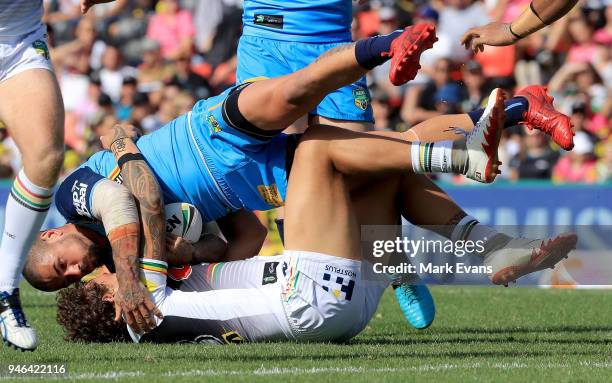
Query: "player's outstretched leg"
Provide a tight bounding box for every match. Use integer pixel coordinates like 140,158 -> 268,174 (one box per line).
237,23 -> 437,132
403,87 -> 573,149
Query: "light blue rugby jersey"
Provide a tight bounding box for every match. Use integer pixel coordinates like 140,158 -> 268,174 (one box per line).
242,0 -> 353,43
81,113 -> 233,223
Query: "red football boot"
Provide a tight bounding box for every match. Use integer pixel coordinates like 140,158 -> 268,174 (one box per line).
515,85 -> 575,150
385,23 -> 438,86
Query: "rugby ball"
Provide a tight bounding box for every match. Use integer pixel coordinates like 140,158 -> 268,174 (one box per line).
164,203 -> 203,243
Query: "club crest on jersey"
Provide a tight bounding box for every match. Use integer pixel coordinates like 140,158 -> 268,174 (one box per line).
262,262 -> 279,285
353,88 -> 370,111
322,272 -> 355,301
257,184 -> 283,207
32,40 -> 50,60
208,115 -> 221,134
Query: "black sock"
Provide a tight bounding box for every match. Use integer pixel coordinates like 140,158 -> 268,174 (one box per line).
467,97 -> 528,128
355,30 -> 403,70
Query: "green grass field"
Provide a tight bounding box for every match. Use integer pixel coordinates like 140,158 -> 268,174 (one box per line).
2,285 -> 612,382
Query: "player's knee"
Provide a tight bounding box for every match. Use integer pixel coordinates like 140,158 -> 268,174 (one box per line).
295,130 -> 331,162
24,146 -> 64,181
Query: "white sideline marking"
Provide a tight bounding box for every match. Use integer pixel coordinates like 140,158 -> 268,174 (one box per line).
2,361 -> 611,380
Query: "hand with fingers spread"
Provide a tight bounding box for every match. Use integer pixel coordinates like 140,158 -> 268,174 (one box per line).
114,278 -> 163,332
460,22 -> 518,53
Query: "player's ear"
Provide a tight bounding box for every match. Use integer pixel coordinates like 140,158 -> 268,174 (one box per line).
40,229 -> 64,241
102,292 -> 114,303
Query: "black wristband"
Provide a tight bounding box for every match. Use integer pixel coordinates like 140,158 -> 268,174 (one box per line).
117,153 -> 146,168
509,24 -> 523,40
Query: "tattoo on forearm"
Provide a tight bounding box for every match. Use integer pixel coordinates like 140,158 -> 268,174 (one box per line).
314,43 -> 355,63
111,139 -> 127,157
111,234 -> 142,308
122,160 -> 165,261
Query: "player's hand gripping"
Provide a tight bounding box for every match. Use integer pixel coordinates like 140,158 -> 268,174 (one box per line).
460,22 -> 518,53
166,235 -> 195,265
114,278 -> 163,332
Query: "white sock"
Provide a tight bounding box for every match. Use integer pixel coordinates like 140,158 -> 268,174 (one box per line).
450,215 -> 509,257
0,169 -> 53,292
411,141 -> 453,174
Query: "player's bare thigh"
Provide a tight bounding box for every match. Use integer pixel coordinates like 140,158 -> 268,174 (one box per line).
310,115 -> 373,133
0,68 -> 64,186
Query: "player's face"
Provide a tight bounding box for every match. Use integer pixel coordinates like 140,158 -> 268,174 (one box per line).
40,234 -> 98,290
90,272 -> 119,302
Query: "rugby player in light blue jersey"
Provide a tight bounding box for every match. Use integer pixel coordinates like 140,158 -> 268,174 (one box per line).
238,0 -> 370,130
239,0 -> 440,330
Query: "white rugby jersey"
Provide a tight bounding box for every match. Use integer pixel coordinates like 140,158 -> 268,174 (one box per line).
0,0 -> 43,38
126,259 -> 291,344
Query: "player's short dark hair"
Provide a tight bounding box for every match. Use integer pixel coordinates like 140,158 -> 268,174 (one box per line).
56,282 -> 130,343
23,238 -> 53,291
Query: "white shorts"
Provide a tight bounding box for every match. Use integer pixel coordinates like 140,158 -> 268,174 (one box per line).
143,252 -> 388,344
278,250 -> 388,342
0,24 -> 53,83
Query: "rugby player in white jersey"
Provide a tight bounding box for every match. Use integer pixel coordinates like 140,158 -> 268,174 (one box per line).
0,0 -> 65,351
0,0 -> 156,352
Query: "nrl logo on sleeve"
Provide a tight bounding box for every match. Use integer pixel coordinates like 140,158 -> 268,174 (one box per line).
257,184 -> 283,207
32,40 -> 50,60
208,115 -> 222,134
353,88 -> 370,110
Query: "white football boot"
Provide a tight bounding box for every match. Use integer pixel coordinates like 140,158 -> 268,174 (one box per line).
484,233 -> 578,286
464,88 -> 505,183
1,289 -> 37,351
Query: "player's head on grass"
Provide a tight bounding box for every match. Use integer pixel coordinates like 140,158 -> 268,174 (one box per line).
56,272 -> 130,343
23,224 -> 104,291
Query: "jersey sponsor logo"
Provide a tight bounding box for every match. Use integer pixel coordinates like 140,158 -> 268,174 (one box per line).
32,40 -> 49,60
254,14 -> 284,29
322,272 -> 355,301
324,264 -> 357,278
168,265 -> 193,282
257,184 -> 283,207
262,262 -> 279,285
208,114 -> 221,134
70,180 -> 91,217
353,88 -> 370,111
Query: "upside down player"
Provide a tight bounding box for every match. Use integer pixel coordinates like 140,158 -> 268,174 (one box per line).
52,87 -> 577,344
28,24 -> 575,341
237,0 -> 438,330
27,22 -> 575,290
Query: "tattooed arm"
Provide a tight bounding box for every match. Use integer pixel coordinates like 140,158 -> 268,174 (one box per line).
100,124 -> 165,332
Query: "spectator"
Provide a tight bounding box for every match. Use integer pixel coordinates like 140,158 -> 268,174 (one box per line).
510,129 -> 560,180
460,60 -> 492,112
437,0 -> 490,62
401,58 -> 463,125
146,0 -> 195,60
553,132 -> 598,183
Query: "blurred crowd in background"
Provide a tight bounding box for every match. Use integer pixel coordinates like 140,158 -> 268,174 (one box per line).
0,0 -> 610,184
